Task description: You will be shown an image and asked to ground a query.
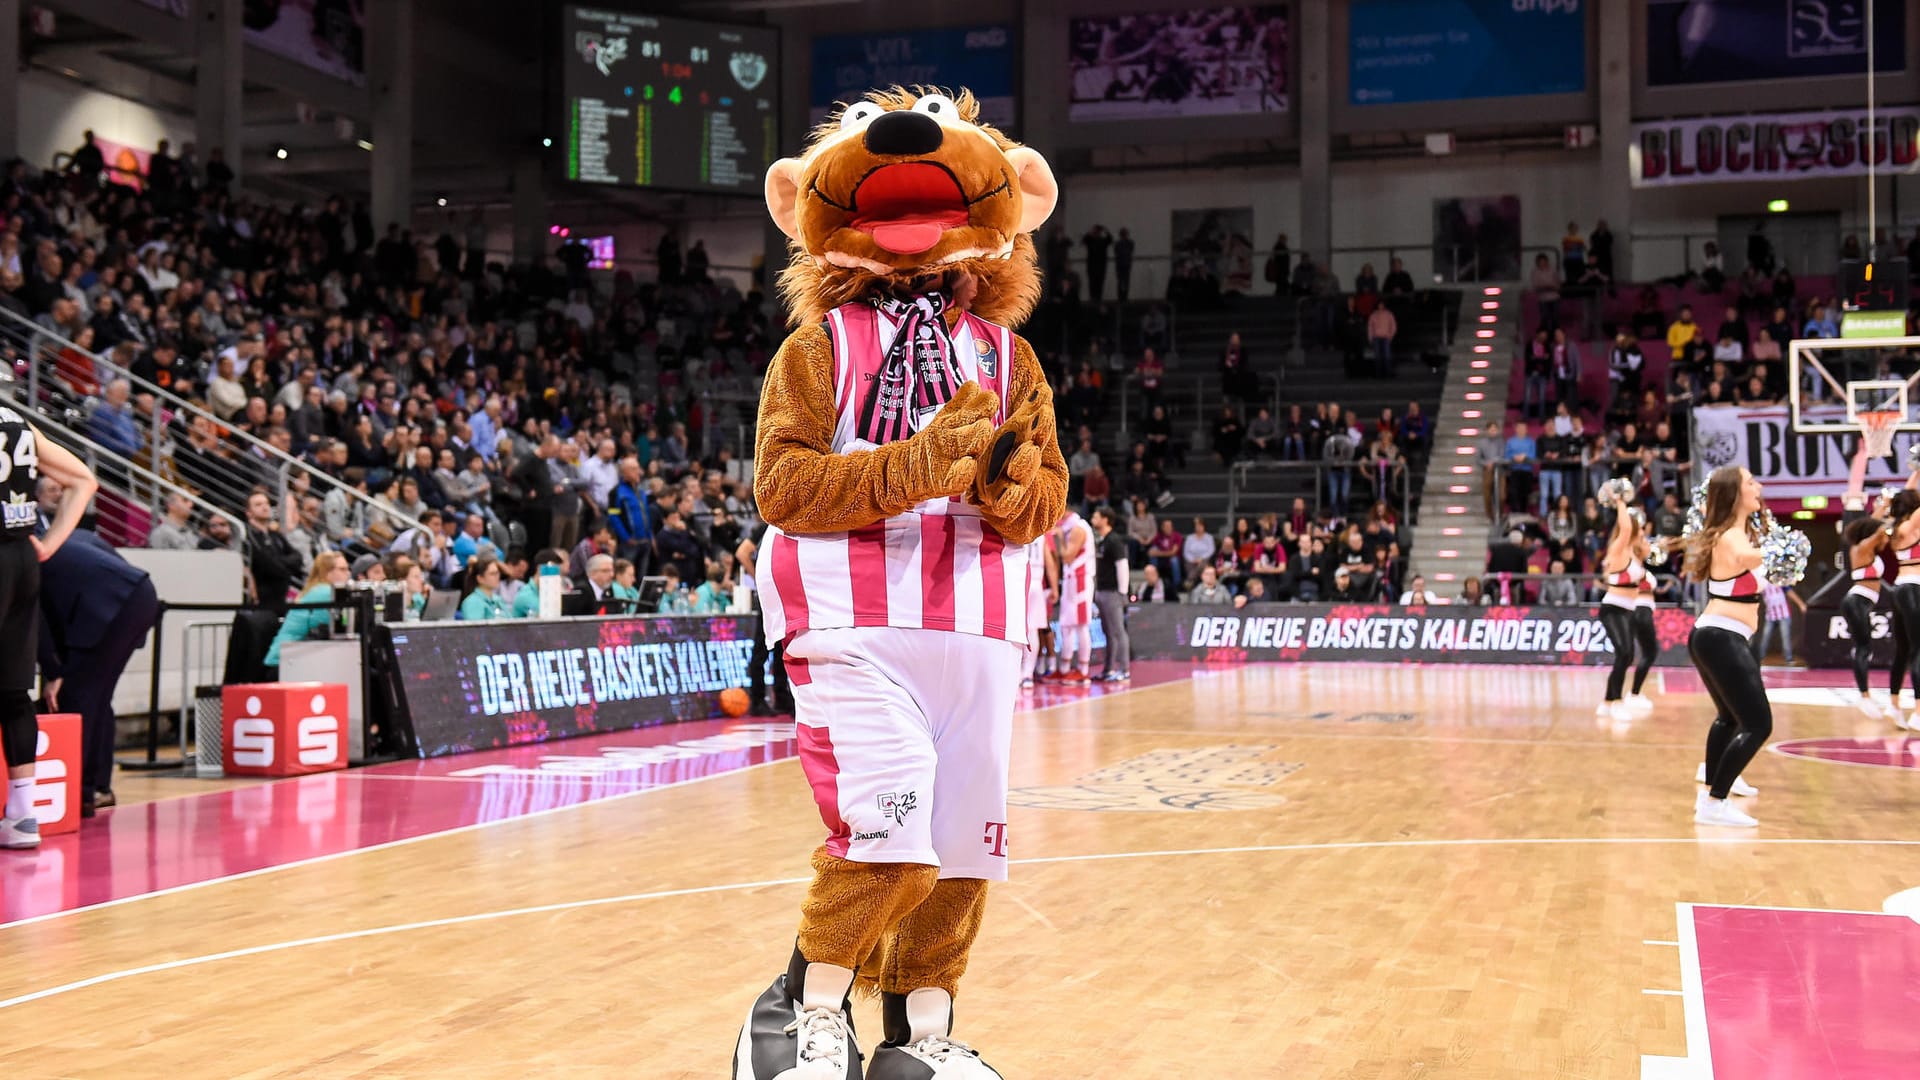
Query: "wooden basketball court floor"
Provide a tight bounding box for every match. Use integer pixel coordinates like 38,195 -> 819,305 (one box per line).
3,661 -> 1919,1079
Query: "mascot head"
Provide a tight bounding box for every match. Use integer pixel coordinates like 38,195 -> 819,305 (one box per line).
766,86 -> 1057,327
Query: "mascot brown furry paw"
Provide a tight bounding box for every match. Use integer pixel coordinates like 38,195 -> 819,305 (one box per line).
733,87 -> 1066,1080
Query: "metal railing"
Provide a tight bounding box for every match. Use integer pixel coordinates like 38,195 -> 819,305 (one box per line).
13,392 -> 245,550
0,305 -> 428,544
1226,459 -> 1414,537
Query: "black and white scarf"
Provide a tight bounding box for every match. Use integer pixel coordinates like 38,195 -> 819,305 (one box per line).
857,292 -> 965,445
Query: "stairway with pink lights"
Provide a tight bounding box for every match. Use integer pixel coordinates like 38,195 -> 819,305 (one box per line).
1406,283 -> 1517,588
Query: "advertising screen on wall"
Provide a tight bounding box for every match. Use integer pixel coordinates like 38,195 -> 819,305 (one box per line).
562,6 -> 778,195
1631,106 -> 1920,187
1068,6 -> 1289,121
379,615 -> 758,758
1348,0 -> 1585,105
1692,404 -> 1920,498
811,26 -> 1016,130
1646,0 -> 1905,87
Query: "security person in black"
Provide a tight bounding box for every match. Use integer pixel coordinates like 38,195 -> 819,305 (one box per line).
737,523 -> 792,716
0,403 -> 99,849
35,479 -> 160,816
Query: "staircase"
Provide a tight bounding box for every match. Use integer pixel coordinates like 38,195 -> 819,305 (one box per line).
1406,283 -> 1518,587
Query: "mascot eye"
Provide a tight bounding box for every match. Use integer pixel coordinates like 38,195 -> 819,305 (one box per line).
839,103 -> 881,131
912,94 -> 958,119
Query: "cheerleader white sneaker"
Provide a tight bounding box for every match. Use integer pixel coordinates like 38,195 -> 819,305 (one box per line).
1694,764 -> 1757,796
1899,690 -> 1914,711
1694,796 -> 1759,828
1626,694 -> 1655,714
1899,711 -> 1920,732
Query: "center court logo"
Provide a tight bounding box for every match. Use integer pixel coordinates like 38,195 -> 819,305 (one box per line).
1007,745 -> 1303,812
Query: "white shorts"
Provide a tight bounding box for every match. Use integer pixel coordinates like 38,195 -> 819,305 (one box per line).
785,626 -> 1024,881
1059,561 -> 1093,627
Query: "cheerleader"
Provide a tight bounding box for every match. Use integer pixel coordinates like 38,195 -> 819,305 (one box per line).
1685,466 -> 1772,827
1885,489 -> 1920,730
1838,512 -> 1891,716
1596,484 -> 1651,720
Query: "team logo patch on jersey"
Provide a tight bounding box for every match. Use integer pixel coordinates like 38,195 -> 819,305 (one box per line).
877,790 -> 917,826
975,337 -> 998,380
3,491 -> 35,531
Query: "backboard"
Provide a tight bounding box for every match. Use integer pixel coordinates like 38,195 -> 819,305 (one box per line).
1786,335 -> 1920,433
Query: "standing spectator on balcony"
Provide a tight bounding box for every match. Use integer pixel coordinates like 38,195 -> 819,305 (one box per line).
1383,257 -> 1414,296
1114,227 -> 1135,302
1323,422 -> 1356,515
66,130 -> 104,186
547,437 -> 590,551
1528,253 -> 1561,332
1266,233 -> 1290,295
1366,299 -> 1397,378
1608,326 -> 1644,408
1521,328 -> 1552,421
1536,414 -> 1575,516
1588,219 -> 1615,280
148,494 -> 199,551
88,378 -> 142,458
1561,221 -> 1586,282
1083,224 -> 1112,303
1504,420 -> 1538,513
1221,331 -> 1258,402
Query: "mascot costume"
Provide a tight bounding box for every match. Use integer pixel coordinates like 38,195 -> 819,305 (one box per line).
735,87 -> 1067,1080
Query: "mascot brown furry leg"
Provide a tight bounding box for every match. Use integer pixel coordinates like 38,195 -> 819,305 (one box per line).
732,87 -> 1066,1080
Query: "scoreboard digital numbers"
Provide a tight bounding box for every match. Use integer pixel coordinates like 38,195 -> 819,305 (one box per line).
563,7 -> 778,195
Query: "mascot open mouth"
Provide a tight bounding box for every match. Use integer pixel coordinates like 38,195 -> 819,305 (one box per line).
850,163 -> 970,255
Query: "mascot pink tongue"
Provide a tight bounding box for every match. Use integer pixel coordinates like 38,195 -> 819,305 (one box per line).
853,161 -> 970,255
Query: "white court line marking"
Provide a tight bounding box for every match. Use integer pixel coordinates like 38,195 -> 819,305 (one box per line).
0,678 -> 1183,933
1643,940 -> 1679,946
1033,725 -> 1704,750
1642,989 -> 1683,996
6,835 -> 1920,1011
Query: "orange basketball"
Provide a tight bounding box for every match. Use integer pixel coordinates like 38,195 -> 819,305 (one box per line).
718,687 -> 752,717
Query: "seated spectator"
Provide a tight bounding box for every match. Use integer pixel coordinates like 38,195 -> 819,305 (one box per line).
1460,576 -> 1490,606
264,552 -> 351,669
1753,304 -> 1793,361
1211,405 -> 1244,463
148,494 -> 200,550
1399,574 -> 1438,605
1142,405 -> 1181,470
1125,496 -> 1156,565
1245,406 -> 1279,458
1631,286 -> 1667,340
1803,301 -> 1840,339
1186,565 -> 1233,604
1182,518 -> 1218,585
511,548 -> 570,618
612,558 -> 640,603
1328,565 -> 1365,602
1082,464 -> 1112,509
1148,518 -> 1184,591
1135,347 -> 1164,407
1134,563 -> 1170,603
88,377 -> 143,458
1666,305 -> 1703,368
1537,560 -> 1579,605
1250,533 -> 1287,596
1280,404 -> 1308,460
1239,578 -> 1270,605
459,554 -> 512,621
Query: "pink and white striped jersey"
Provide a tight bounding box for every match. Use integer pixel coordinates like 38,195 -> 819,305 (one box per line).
756,302 -> 1033,646
1056,511 -> 1094,627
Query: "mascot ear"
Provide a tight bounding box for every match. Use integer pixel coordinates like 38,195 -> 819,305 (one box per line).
1005,146 -> 1057,236
765,157 -> 804,243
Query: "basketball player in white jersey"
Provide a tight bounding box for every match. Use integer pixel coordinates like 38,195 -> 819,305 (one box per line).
1054,508 -> 1095,683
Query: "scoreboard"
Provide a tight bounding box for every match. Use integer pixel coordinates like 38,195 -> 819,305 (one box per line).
563,7 -> 779,195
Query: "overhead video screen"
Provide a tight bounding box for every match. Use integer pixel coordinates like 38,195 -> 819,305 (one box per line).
562,7 -> 779,195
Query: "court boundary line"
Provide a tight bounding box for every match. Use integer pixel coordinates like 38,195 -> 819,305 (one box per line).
0,678 -> 1184,932
1768,739 -> 1920,772
6,834 -> 1920,1011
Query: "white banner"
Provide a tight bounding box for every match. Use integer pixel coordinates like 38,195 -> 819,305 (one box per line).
1632,106 -> 1920,187
1692,404 -> 1920,496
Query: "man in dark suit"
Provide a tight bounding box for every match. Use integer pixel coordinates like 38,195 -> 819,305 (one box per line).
36,521 -> 160,815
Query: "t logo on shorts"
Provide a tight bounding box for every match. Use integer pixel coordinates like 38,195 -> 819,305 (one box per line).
877,790 -> 917,826
982,821 -> 1009,858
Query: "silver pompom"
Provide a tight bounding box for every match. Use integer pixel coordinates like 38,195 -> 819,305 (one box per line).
1760,523 -> 1811,586
1599,477 -> 1636,509
1646,541 -> 1670,568
1681,480 -> 1710,542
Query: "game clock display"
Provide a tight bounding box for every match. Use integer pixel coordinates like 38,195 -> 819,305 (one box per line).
563,7 -> 778,195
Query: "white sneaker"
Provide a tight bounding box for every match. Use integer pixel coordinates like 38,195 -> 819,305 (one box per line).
871,988 -> 1004,1080
1694,796 -> 1759,828
1694,765 -> 1758,796
1596,701 -> 1614,717
1899,690 -> 1914,711
735,959 -> 858,1080
0,816 -> 40,849
1626,694 -> 1655,714
1900,712 -> 1920,732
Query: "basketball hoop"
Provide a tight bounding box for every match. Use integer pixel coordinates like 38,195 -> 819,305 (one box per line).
1860,410 -> 1902,458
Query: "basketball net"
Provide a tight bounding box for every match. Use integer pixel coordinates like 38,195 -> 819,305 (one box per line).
1860,410 -> 1902,458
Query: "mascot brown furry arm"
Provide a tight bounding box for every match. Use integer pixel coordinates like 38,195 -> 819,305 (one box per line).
733,87 -> 1066,1080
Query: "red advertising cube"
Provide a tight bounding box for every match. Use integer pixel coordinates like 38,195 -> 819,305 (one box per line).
221,683 -> 350,777
32,713 -> 82,836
